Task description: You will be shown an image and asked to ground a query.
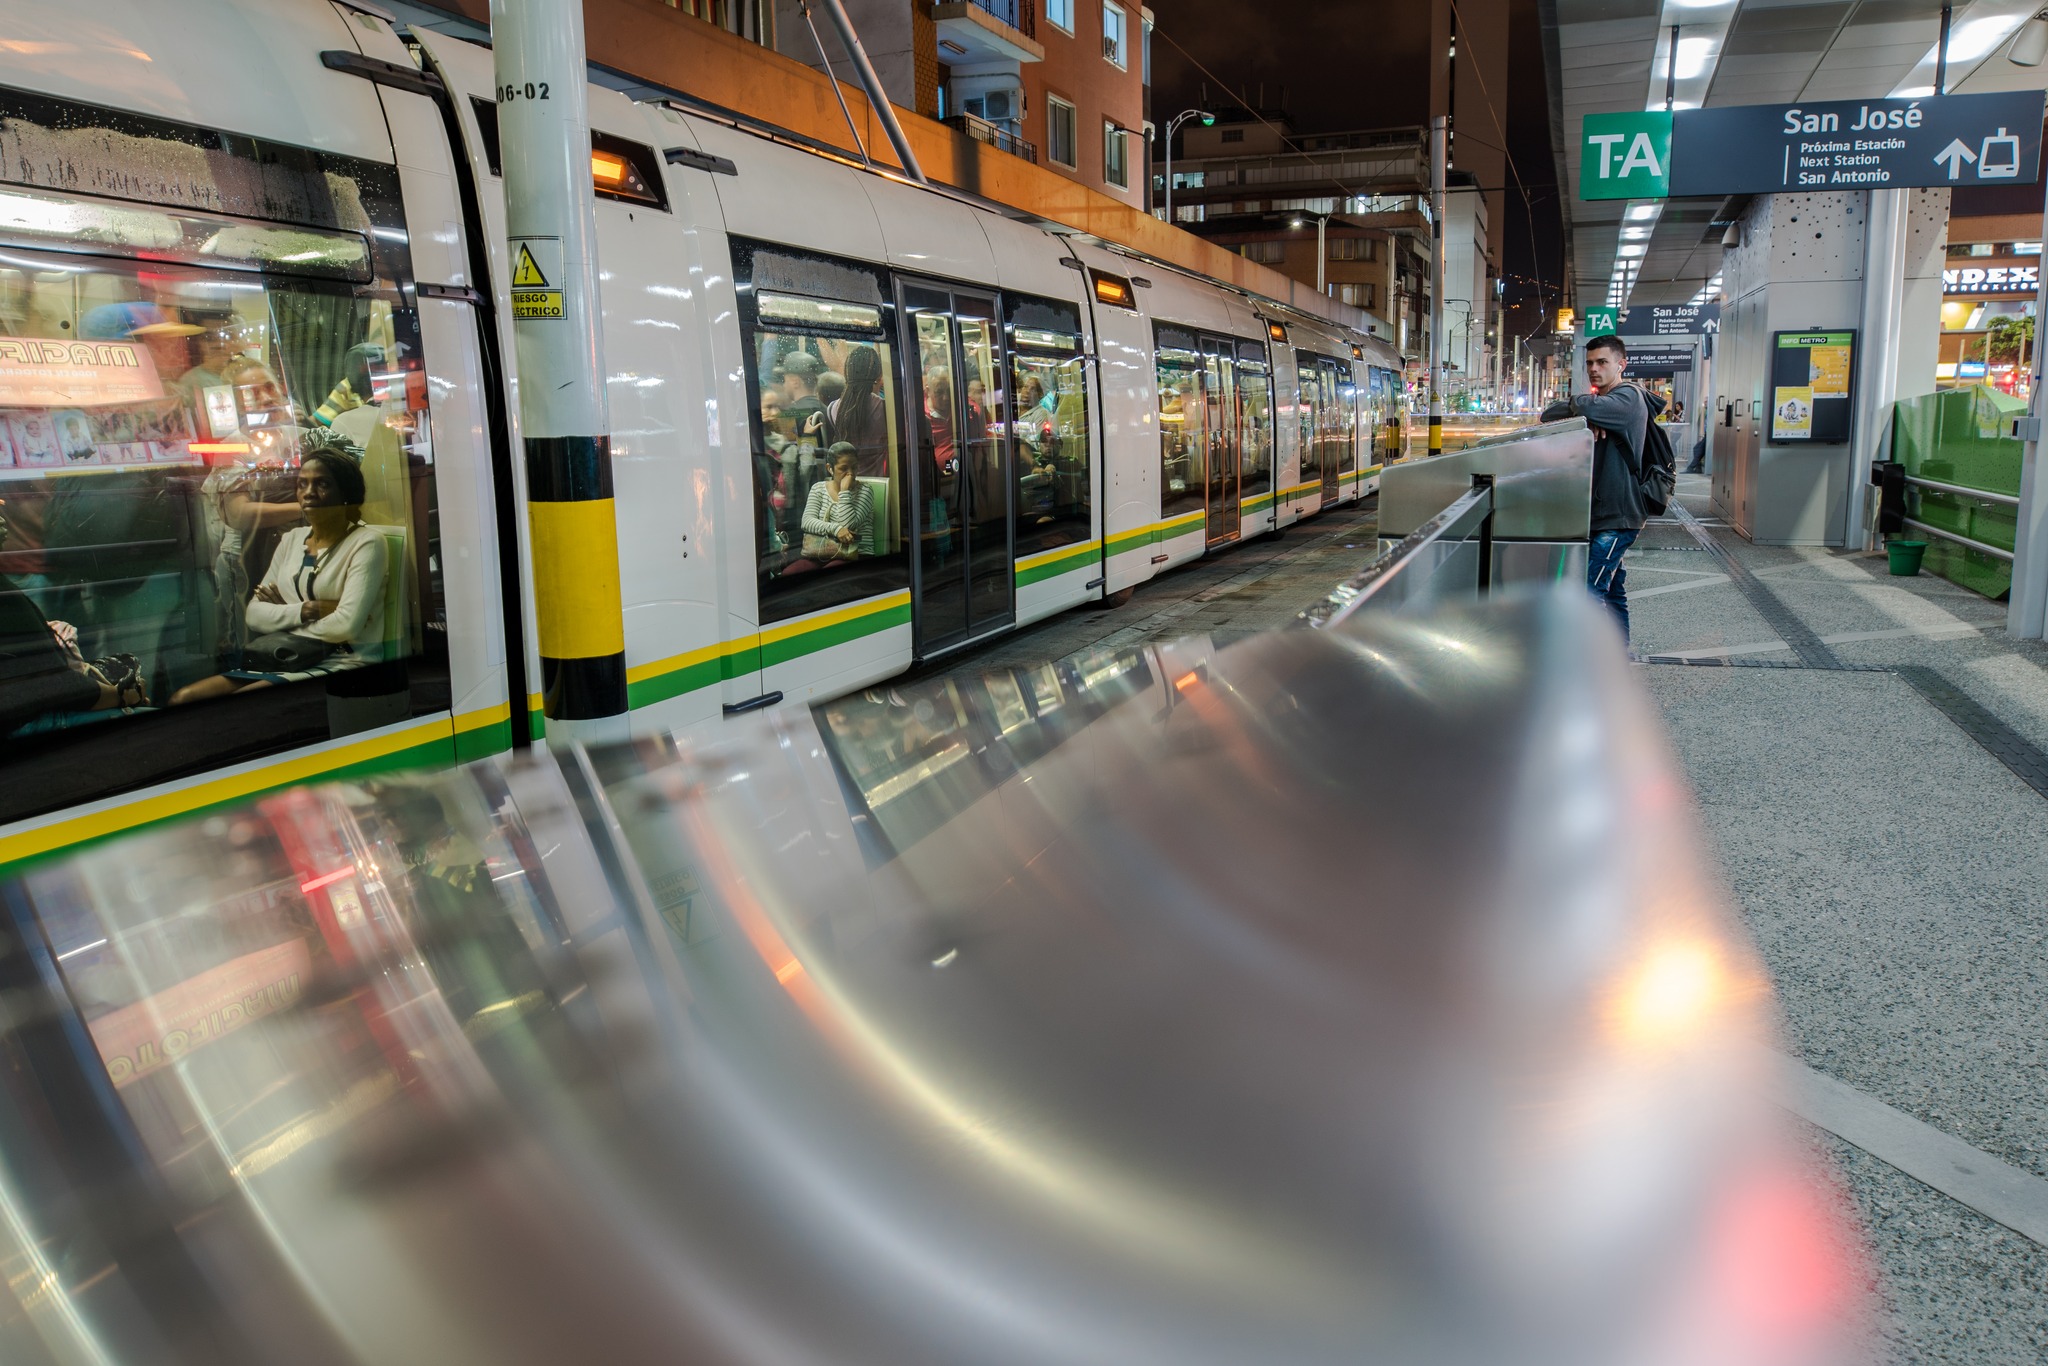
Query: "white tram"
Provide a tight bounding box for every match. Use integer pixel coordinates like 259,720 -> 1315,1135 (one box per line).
0,0 -> 1406,871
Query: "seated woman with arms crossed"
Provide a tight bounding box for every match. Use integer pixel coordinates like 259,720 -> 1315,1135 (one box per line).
171,438 -> 387,704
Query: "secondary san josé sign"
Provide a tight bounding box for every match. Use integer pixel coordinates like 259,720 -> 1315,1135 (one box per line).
1582,91 -> 2047,200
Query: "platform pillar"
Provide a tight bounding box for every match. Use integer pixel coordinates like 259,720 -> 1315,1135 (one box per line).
491,0 -> 627,735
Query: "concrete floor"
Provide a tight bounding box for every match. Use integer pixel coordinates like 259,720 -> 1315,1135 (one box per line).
911,476 -> 2048,1361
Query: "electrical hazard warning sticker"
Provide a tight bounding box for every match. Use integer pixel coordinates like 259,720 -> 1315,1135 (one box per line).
509,236 -> 565,320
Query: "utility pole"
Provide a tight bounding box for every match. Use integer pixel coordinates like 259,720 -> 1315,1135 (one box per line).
1428,114 -> 1447,456
491,0 -> 626,734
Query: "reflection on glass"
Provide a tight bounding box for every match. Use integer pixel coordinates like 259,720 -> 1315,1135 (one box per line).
746,299 -> 907,624
817,644 -> 1154,854
1156,341 -> 1205,521
1,203 -> 443,828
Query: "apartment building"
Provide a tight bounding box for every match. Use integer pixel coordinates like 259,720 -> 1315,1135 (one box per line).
1167,113 -> 1495,392
772,0 -> 1152,211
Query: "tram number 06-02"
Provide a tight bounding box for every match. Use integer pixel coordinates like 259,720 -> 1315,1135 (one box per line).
497,83 -> 551,103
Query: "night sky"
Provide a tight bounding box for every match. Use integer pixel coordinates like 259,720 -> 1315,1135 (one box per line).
1147,0 -> 1565,349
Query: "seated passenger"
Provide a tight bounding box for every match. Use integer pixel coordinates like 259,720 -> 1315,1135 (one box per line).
797,444 -> 874,564
0,503 -> 148,735
171,443 -> 387,705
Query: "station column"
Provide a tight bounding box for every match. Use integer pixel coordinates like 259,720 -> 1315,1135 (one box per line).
491,0 -> 628,735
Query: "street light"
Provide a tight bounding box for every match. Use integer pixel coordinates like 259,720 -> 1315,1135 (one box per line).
1161,108 -> 1214,224
1289,211 -> 1331,294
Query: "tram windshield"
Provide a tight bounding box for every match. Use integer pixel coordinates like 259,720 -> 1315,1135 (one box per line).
0,179 -> 443,824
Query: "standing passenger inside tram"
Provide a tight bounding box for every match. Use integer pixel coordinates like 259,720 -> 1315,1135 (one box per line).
199,357 -> 307,665
828,345 -> 890,478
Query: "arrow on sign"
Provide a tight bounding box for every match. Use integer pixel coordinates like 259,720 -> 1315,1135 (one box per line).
1934,138 -> 1978,180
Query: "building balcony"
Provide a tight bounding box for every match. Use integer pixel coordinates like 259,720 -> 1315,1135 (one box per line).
944,112 -> 1038,165
933,0 -> 1045,65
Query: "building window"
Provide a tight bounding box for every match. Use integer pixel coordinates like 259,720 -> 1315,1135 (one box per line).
1221,128 -> 1244,144
1240,240 -> 1284,264
1102,2 -> 1127,68
1339,283 -> 1378,309
1104,121 -> 1129,188
1047,95 -> 1077,168
1328,238 -> 1376,262
1045,0 -> 1074,33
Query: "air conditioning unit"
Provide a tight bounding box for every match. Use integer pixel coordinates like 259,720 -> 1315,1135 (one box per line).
964,88 -> 1023,123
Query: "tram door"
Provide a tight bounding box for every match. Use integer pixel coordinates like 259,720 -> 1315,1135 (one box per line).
1203,338 -> 1241,544
903,283 -> 1013,655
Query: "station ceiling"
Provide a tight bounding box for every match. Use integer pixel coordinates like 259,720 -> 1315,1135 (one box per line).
1546,0 -> 2048,309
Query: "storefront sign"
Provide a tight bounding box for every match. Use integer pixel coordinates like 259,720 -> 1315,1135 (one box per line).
0,338 -> 163,407
1943,263 -> 2040,295
1582,91 -> 2047,200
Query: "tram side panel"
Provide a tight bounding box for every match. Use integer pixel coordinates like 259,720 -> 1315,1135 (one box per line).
1067,256 -> 1156,595
357,20 -> 524,758
412,32 -> 550,743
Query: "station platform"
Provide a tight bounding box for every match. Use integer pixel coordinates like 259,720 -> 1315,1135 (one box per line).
919,481 -> 2048,1360
1636,475 -> 2048,1363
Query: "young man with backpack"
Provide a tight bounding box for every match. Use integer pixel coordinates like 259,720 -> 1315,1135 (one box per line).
1543,333 -> 1672,642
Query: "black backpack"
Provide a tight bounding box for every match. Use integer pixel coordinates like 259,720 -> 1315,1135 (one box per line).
1637,413 -> 1677,517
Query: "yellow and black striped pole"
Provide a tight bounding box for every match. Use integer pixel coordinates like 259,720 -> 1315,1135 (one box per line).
492,0 -> 626,732
1427,114 -> 1446,458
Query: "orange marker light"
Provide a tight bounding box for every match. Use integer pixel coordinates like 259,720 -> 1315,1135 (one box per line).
1091,271 -> 1135,308
188,442 -> 251,455
1266,321 -> 1287,343
591,150 -> 628,189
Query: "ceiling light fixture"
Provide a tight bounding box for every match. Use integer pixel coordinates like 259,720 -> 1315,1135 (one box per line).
2011,9 -> 2048,65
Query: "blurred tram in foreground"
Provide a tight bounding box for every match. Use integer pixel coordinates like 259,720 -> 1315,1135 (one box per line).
0,0 -> 1404,875
0,588 -> 1869,1365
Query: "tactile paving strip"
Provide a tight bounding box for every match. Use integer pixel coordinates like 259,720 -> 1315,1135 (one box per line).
1667,505 -> 1842,669
1894,665 -> 2048,801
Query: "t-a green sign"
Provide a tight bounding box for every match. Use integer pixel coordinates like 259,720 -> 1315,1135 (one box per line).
1581,112 -> 1672,200
1583,306 -> 1620,335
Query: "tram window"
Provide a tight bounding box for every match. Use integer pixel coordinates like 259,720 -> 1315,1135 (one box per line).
1294,350 -> 1321,481
741,281 -> 909,624
1154,326 -> 1206,520
1005,295 -> 1090,559
0,204 -> 445,827
1236,347 -> 1274,499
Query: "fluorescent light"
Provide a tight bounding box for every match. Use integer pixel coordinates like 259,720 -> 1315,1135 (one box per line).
1947,15 -> 2022,64
1669,0 -> 1734,8
1622,226 -> 1652,239
1619,243 -> 1647,257
1627,204 -> 1660,221
1674,37 -> 1716,80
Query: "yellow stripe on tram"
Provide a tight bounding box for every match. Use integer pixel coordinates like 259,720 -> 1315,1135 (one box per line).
0,714 -> 458,869
759,590 -> 911,648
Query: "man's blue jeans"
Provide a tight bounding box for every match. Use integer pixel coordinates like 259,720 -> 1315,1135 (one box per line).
1587,529 -> 1637,641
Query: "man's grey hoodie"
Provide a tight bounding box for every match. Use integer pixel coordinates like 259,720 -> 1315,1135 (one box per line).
1567,384 -> 1667,533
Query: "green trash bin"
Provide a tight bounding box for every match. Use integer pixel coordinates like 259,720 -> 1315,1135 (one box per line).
1886,539 -> 1928,576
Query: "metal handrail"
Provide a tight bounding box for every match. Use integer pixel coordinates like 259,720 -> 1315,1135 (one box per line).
1905,474 -> 2021,507
942,113 -> 1038,164
1300,479 -> 1493,629
1902,517 -> 2016,562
